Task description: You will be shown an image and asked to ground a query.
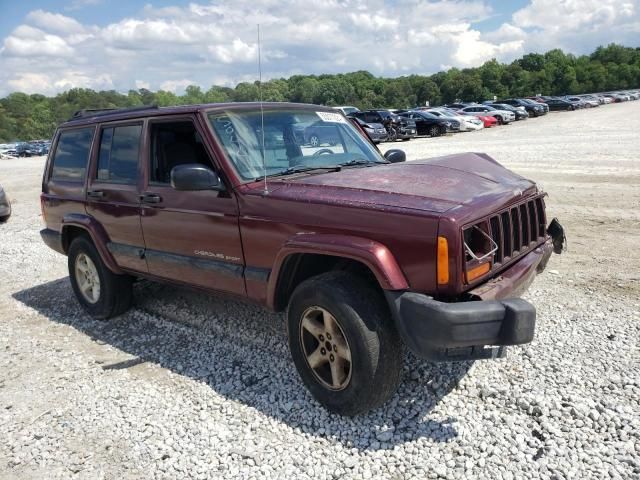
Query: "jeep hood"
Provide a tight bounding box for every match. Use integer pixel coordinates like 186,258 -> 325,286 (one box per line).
262,152 -> 537,215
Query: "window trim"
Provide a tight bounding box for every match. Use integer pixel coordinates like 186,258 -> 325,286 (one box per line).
94,121 -> 144,185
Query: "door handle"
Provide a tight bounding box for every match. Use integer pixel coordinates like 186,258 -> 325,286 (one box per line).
140,193 -> 162,204
87,190 -> 105,199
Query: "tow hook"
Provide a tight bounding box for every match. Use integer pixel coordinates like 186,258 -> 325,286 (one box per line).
547,218 -> 566,254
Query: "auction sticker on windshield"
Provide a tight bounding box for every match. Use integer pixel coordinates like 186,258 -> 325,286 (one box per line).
316,111 -> 348,124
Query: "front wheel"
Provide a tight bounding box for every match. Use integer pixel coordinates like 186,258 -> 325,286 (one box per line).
287,272 -> 402,416
495,115 -> 503,125
68,236 -> 133,319
429,125 -> 440,137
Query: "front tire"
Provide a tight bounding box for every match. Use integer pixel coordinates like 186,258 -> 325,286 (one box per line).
287,271 -> 402,416
68,236 -> 133,319
429,125 -> 440,137
495,115 -> 503,125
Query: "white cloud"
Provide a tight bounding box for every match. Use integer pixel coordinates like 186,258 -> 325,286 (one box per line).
2,26 -> 74,58
26,10 -> 86,34
0,1 -> 638,96
159,79 -> 196,93
209,39 -> 257,64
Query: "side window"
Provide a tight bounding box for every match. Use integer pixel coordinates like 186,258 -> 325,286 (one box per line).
96,124 -> 142,184
149,121 -> 213,184
50,127 -> 94,182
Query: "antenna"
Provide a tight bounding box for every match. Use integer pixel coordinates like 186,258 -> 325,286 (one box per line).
257,24 -> 268,195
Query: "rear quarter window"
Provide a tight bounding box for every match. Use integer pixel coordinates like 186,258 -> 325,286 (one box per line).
50,127 -> 95,182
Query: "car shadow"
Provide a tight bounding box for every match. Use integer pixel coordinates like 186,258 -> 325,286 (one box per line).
13,277 -> 474,450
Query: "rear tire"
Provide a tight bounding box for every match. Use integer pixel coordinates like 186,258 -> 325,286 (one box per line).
68,236 -> 133,319
287,271 -> 402,416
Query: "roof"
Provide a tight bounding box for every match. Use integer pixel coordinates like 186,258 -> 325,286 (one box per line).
60,102 -> 336,127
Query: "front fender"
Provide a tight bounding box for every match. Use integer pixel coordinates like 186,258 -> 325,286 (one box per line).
267,233 -> 409,309
61,213 -> 123,274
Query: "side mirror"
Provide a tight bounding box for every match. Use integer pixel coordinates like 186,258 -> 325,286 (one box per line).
170,164 -> 224,191
384,149 -> 406,163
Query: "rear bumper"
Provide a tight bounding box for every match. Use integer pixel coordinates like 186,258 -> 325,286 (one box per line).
40,228 -> 65,255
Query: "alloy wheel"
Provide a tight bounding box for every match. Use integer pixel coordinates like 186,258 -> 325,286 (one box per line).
75,253 -> 101,304
299,306 -> 352,391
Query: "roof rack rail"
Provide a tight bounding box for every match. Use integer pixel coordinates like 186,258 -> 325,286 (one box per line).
70,104 -> 159,120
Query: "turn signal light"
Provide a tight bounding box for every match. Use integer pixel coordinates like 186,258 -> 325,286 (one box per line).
466,262 -> 491,283
437,236 -> 449,284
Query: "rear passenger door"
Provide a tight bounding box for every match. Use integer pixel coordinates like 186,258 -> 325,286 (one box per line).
139,116 -> 245,295
85,121 -> 147,272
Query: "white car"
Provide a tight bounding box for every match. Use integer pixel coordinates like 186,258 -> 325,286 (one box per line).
458,105 -> 515,124
426,108 -> 481,131
334,106 -> 360,116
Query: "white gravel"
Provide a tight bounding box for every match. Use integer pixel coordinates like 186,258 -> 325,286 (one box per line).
1,102 -> 639,479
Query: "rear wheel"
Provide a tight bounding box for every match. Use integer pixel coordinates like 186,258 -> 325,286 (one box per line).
68,236 -> 133,319
287,271 -> 402,416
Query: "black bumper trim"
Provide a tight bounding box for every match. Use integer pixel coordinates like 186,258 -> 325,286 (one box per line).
385,291 -> 536,361
40,228 -> 65,255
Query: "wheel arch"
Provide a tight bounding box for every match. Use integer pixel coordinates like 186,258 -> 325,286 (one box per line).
61,213 -> 123,274
268,234 -> 409,311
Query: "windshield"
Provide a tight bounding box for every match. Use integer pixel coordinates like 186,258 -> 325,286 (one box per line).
208,108 -> 385,181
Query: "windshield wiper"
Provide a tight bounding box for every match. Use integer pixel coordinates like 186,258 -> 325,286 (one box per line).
265,165 -> 342,178
339,159 -> 387,167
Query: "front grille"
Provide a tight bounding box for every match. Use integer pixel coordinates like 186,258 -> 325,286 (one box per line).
488,195 -> 547,265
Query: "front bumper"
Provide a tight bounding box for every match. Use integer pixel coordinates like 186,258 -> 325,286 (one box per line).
386,292 -> 535,361
385,234 -> 560,362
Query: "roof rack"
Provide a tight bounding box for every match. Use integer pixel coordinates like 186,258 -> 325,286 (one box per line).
69,104 -> 159,121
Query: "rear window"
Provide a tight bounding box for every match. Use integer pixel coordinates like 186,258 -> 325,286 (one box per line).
50,127 -> 95,182
96,124 -> 142,184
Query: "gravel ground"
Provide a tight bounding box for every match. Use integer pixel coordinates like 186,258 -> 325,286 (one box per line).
1,103 -> 639,479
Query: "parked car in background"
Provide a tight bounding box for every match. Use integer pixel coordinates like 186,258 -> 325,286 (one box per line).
351,117 -> 388,143
498,98 -> 546,117
473,114 -> 498,128
561,96 -> 587,109
544,98 -> 577,111
569,96 -> 598,108
0,184 -> 10,222
303,121 -> 342,147
397,110 -> 458,137
334,106 -> 360,116
350,110 -> 416,141
444,103 -> 472,110
458,105 -> 515,124
427,108 -> 483,131
484,103 -> 529,120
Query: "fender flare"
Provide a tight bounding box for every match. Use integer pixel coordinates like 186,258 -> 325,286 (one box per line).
267,233 -> 409,309
61,213 -> 123,274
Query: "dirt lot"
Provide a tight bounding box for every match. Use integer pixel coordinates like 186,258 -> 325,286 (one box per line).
0,103 -> 638,479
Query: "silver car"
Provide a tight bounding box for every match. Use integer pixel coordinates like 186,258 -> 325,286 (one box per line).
0,185 -> 11,222
458,105 -> 516,124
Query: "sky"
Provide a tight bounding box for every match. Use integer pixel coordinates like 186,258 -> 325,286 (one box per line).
0,0 -> 638,96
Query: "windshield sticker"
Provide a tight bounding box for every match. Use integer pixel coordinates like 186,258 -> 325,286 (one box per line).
316,111 -> 348,124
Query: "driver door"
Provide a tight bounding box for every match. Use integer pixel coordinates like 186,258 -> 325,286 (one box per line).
139,115 -> 245,295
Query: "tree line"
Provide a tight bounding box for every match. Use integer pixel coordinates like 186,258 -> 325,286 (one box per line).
1,43 -> 638,142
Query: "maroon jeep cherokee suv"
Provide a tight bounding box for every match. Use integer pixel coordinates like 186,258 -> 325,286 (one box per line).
40,103 -> 564,415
